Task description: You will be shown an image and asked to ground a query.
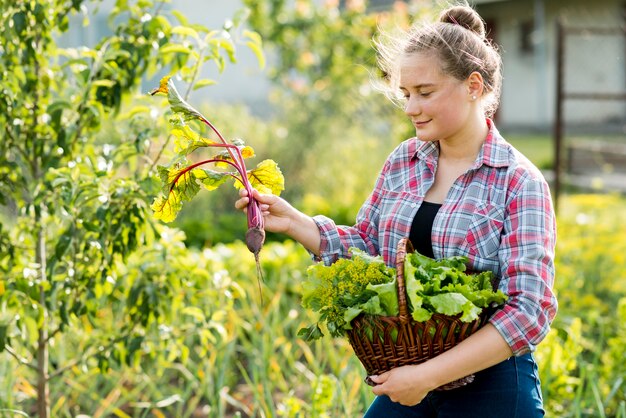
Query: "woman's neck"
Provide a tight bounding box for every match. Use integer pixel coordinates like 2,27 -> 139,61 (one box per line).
438,115 -> 489,162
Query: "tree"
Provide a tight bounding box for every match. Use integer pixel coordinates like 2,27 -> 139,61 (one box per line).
0,1 -> 262,415
238,0 -> 417,223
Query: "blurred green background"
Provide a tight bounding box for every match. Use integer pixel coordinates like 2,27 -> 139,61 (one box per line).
1,0 -> 625,417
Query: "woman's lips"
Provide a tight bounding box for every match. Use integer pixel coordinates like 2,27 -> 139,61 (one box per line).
413,120 -> 431,128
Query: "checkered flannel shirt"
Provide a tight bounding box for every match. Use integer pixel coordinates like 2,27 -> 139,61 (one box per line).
312,120 -> 557,355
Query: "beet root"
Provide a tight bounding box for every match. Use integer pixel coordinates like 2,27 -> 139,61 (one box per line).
246,226 -> 266,304
245,226 -> 266,256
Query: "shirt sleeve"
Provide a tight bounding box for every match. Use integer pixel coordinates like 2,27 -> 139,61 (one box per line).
310,159 -> 392,266
489,176 -> 558,355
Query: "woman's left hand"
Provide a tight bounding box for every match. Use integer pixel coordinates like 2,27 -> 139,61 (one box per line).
369,364 -> 435,406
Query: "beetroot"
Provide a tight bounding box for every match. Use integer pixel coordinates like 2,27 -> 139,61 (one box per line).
150,77 -> 284,302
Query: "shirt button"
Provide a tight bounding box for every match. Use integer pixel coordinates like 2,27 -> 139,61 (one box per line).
411,203 -> 417,208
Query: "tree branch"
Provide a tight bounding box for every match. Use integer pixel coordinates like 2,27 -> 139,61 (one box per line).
4,345 -> 37,371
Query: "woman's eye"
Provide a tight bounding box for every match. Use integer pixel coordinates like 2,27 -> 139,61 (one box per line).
420,92 -> 432,97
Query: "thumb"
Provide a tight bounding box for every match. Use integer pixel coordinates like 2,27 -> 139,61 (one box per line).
368,373 -> 389,385
252,189 -> 277,204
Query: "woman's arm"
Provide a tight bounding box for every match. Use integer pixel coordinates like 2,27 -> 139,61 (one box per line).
369,323 -> 513,406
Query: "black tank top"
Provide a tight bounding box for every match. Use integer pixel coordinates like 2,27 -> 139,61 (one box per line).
409,201 -> 442,258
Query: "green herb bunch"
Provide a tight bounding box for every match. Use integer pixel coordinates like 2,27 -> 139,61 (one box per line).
298,247 -> 508,341
298,249 -> 397,340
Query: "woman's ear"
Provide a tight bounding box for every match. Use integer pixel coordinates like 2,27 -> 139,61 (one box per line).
467,71 -> 485,99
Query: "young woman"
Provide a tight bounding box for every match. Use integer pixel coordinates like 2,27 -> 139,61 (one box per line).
236,4 -> 556,417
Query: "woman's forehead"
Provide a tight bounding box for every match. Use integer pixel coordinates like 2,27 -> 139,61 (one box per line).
399,52 -> 447,85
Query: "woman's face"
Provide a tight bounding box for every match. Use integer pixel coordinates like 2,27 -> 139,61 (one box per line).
399,52 -> 474,143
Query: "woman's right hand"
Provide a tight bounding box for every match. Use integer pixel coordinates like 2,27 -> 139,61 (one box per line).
235,189 -> 322,255
235,188 -> 297,235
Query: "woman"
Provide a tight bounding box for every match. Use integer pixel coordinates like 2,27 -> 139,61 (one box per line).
236,4 -> 556,417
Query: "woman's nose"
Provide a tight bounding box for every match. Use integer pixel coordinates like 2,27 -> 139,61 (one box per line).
404,96 -> 420,116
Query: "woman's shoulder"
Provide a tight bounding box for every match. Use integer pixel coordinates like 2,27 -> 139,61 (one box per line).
489,126 -> 546,183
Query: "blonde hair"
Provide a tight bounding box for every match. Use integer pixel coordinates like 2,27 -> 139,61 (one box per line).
375,4 -> 502,118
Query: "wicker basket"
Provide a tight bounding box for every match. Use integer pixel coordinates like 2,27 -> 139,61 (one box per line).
346,238 -> 493,391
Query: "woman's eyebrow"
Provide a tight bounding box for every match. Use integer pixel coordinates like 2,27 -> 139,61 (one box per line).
399,83 -> 436,90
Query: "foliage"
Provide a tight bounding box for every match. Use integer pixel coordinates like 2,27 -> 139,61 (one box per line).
0,0 -> 263,415
299,248 -> 506,341
299,249 -> 396,339
403,252 -> 507,322
243,0 -> 416,203
172,0 -> 423,248
149,77 -> 284,223
536,194 -> 626,417
1,0 -> 624,416
1,194 -> 625,416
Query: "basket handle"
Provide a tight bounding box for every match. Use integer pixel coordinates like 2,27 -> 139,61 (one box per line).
395,237 -> 414,320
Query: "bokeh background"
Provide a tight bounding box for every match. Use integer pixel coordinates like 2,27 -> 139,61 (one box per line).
0,0 -> 625,416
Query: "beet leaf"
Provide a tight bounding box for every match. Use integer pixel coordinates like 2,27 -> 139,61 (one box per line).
149,76 -> 284,223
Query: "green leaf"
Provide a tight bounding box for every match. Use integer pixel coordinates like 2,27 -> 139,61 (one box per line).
429,293 -> 469,316
54,230 -> 73,260
343,306 -> 363,327
411,307 -> 432,322
181,306 -> 206,322
366,278 -> 399,316
298,324 -> 324,341
0,323 -> 8,352
171,10 -> 189,26
91,79 -> 117,88
245,39 -> 265,69
165,78 -> 204,120
22,316 -> 39,347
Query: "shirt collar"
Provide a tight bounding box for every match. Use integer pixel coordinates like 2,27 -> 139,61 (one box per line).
410,119 -> 511,169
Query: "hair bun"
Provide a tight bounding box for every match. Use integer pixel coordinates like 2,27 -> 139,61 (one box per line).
439,5 -> 486,39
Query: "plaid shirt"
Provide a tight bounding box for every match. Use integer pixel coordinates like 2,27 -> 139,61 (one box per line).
312,120 -> 557,355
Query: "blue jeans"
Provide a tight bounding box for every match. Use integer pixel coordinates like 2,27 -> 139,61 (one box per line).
363,353 -> 544,418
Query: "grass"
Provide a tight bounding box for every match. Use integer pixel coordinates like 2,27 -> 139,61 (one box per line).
505,133 -> 554,170
505,132 -> 626,172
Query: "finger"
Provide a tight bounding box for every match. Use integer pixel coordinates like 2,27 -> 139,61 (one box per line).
234,197 -> 249,210
371,383 -> 386,396
368,374 -> 388,384
252,189 -> 275,203
239,188 -> 249,197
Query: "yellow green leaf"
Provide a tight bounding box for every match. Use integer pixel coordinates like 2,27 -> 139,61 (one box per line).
244,30 -> 265,69
246,41 -> 265,70
239,159 -> 284,195
193,168 -> 230,191
160,43 -> 191,55
170,119 -> 216,155
192,78 -> 216,90
152,164 -> 201,223
171,25 -> 199,40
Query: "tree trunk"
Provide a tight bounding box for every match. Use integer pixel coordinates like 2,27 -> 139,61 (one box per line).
35,211 -> 50,418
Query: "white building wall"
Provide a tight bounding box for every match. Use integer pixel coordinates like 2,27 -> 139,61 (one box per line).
478,0 -> 626,131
